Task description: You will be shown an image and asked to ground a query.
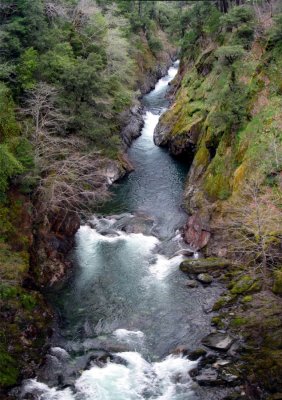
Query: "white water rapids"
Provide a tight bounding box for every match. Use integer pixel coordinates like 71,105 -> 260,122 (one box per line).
19,61 -> 219,400
21,352 -> 197,400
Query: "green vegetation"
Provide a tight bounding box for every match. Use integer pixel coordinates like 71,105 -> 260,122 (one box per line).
0,0 -> 281,395
273,268 -> 282,295
164,3 -> 282,394
0,0 -> 187,391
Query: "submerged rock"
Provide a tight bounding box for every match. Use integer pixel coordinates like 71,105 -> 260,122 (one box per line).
186,279 -> 198,288
86,351 -> 128,369
202,333 -> 234,351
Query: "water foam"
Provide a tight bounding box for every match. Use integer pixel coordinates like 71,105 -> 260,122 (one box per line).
22,353 -> 196,400
113,329 -> 145,341
153,64 -> 178,93
149,254 -> 184,280
78,225 -> 159,251
141,111 -> 160,138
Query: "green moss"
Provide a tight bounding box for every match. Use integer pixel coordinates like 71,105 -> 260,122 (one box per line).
180,257 -> 231,274
212,293 -> 237,311
230,316 -> 248,327
20,293 -> 37,311
194,144 -> 210,168
211,316 -> 225,328
204,171 -> 231,200
243,349 -> 282,394
230,275 -> 261,295
273,268 -> 282,295
242,295 -> 253,303
0,349 -> 19,387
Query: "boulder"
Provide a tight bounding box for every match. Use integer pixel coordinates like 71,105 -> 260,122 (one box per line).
188,348 -> 207,361
186,279 -> 198,288
195,368 -> 222,386
220,368 -> 240,385
183,213 -> 210,250
194,365 -> 240,387
122,215 -> 155,235
180,258 -> 231,275
201,333 -> 234,351
170,345 -> 191,356
197,273 -> 213,284
230,275 -> 261,295
170,346 -> 206,360
198,353 -> 218,368
86,351 -> 128,369
120,105 -> 144,147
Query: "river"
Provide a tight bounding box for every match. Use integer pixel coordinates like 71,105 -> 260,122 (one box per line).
20,61 -> 223,400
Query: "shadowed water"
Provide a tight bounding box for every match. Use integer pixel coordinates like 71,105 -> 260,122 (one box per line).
100,61 -> 189,238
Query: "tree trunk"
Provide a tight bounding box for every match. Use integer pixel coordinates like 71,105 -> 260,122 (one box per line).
138,0 -> 142,18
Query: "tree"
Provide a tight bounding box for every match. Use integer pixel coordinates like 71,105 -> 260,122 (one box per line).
22,82 -> 67,146
215,45 -> 245,65
16,47 -> 38,90
221,178 -> 282,285
0,83 -> 20,142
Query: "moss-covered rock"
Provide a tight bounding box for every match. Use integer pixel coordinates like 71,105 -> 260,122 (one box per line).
180,257 -> 231,274
211,315 -> 225,328
230,316 -> 248,328
197,273 -> 213,284
212,293 -> 238,311
230,275 -> 262,295
241,295 -> 253,303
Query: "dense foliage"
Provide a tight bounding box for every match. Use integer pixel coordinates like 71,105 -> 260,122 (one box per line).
0,0 -> 281,394
0,0 -> 184,391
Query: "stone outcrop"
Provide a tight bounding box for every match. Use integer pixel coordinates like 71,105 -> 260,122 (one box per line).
183,213 -> 211,250
119,105 -> 144,148
154,115 -> 202,158
32,210 -> 80,287
201,333 -> 234,351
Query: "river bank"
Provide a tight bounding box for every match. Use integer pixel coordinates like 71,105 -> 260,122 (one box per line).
0,43 -> 177,399
13,60 -> 237,400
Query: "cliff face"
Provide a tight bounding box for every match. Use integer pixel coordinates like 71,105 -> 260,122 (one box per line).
155,17 -> 282,256
154,6 -> 282,397
0,190 -> 52,398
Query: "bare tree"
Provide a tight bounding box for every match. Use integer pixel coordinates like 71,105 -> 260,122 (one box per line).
220,177 -> 282,285
35,139 -> 110,217
72,0 -> 101,30
43,1 -> 69,21
21,82 -> 111,219
21,82 -> 68,161
22,83 -> 67,136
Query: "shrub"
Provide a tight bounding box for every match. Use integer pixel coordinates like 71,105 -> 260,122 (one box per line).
148,35 -> 163,55
221,6 -> 254,30
0,145 -> 23,201
268,14 -> 282,47
235,24 -> 254,49
215,45 -> 245,65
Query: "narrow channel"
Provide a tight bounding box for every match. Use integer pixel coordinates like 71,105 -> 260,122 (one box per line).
20,62 -> 223,400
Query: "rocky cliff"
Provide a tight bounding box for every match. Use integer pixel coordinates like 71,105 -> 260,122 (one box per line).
154,3 -> 282,398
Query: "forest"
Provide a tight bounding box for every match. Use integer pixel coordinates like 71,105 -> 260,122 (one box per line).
0,1 -> 282,400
